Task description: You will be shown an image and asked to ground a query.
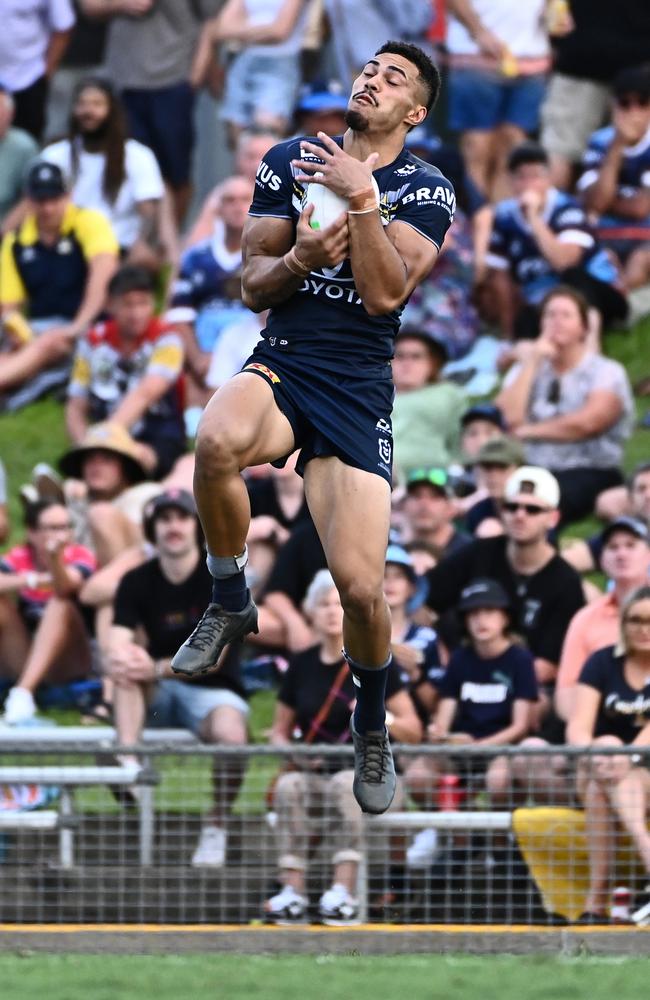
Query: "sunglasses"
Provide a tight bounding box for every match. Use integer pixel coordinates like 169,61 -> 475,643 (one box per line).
502,501 -> 549,516
617,95 -> 650,110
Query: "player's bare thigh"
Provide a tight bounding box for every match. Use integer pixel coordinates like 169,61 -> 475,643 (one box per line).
304,456 -> 391,588
197,372 -> 296,470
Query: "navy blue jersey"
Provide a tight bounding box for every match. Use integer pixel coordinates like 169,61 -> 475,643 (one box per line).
249,135 -> 455,372
169,233 -> 247,351
486,188 -> 620,304
577,124 -> 650,245
579,645 -> 650,744
438,643 -> 538,740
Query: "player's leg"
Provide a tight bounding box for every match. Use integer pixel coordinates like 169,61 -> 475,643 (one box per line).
304,457 -> 396,813
173,372 -> 295,676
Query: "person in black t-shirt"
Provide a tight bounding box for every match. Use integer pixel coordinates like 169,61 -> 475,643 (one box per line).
264,570 -> 421,926
404,579 -> 537,837
107,489 -> 248,871
568,586 -> 650,925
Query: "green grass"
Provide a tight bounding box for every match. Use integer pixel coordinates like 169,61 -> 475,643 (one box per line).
1,954 -> 650,1000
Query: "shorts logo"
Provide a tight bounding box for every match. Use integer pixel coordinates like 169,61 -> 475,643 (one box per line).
375,418 -> 392,435
244,362 -> 281,384
378,437 -> 392,465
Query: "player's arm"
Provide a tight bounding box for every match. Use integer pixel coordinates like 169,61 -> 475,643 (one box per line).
241,209 -> 348,313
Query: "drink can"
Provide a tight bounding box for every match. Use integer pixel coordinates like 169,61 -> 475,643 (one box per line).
437,773 -> 466,810
611,885 -> 632,923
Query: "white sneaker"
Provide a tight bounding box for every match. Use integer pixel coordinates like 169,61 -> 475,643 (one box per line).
318,883 -> 360,926
3,687 -> 37,725
264,885 -> 308,925
191,824 -> 226,868
406,827 -> 439,869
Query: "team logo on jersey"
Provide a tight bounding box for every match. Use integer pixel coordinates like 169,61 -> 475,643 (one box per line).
378,436 -> 392,465
395,164 -> 417,177
244,362 -> 281,384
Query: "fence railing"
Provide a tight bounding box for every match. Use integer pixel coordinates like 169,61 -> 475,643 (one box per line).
0,739 -> 648,927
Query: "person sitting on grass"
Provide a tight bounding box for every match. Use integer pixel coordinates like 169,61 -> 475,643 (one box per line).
264,569 -> 421,925
0,499 -> 96,725
107,489 -> 249,869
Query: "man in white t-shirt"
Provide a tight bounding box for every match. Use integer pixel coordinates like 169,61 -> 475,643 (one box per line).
41,76 -> 165,265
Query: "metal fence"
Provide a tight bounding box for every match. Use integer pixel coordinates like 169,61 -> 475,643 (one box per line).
0,738 -> 647,927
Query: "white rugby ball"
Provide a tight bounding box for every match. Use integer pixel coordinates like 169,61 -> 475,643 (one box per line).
304,173 -> 380,230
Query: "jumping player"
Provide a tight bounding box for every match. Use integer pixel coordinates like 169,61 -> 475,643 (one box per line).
172,41 -> 455,814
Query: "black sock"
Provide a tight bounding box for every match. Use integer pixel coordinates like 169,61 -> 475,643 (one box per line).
344,651 -> 390,733
211,570 -> 248,612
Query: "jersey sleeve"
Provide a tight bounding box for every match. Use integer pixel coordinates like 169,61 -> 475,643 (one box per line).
512,647 -> 539,701
578,647 -> 612,693
437,652 -> 462,700
248,140 -> 296,221
127,142 -> 165,202
551,202 -> 595,250
389,172 -> 455,249
576,132 -> 606,192
148,330 -> 184,381
74,207 -> 120,259
113,566 -> 145,631
0,232 -> 27,306
486,211 -> 510,269
67,337 -> 92,399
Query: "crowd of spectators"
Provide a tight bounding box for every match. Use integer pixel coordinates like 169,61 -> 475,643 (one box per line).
1,1 -> 650,924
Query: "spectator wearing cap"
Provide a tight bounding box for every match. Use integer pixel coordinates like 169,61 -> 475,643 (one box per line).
402,469 -> 470,560
0,498 -> 96,725
0,88 -> 39,228
0,161 -> 118,410
391,328 -> 467,484
497,286 -> 634,526
460,403 -> 506,461
577,66 -> 650,273
464,435 -> 525,538
405,577 -> 538,863
0,0 -> 75,140
384,544 -> 443,727
191,0 -> 310,148
293,80 -> 348,139
484,143 -> 628,342
556,517 -> 650,723
66,264 -> 186,480
107,488 -> 249,868
564,462 -> 650,575
425,466 -> 584,715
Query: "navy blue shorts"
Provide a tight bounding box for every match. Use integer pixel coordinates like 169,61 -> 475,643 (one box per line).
241,345 -> 395,484
122,82 -> 195,187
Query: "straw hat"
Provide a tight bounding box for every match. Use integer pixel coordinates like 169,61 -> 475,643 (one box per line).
58,422 -> 148,483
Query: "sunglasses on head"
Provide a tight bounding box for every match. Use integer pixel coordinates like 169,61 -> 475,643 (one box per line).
502,500 -> 548,516
617,94 -> 650,110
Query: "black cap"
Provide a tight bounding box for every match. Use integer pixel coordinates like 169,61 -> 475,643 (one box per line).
461,403 -> 506,431
613,64 -> 650,101
601,516 -> 650,547
25,161 -> 66,201
296,79 -> 348,114
458,578 -> 511,613
143,489 -> 198,541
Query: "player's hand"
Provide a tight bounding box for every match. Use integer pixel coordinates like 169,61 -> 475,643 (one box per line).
294,204 -> 349,268
292,132 -> 379,200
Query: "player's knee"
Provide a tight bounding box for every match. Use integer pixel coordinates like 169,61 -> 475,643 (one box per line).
337,577 -> 383,621
195,423 -> 242,478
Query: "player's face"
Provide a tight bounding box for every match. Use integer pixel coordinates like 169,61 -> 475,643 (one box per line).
540,295 -> 587,349
111,289 -> 156,338
601,532 -> 650,583
383,563 -> 414,610
465,607 -> 509,645
631,472 -> 650,521
154,509 -> 197,557
310,586 -> 344,640
29,503 -> 73,560
347,53 -> 426,133
74,86 -> 110,135
218,177 -> 254,231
